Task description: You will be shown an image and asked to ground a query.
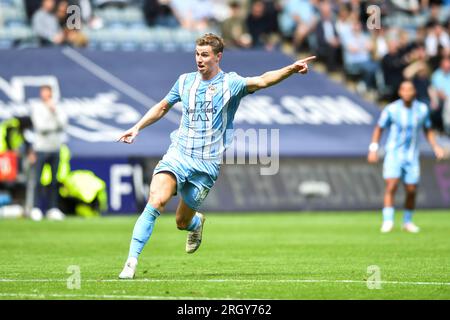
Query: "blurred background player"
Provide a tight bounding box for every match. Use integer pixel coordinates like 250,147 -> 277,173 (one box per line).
27,85 -> 68,221
117,33 -> 315,279
367,80 -> 446,233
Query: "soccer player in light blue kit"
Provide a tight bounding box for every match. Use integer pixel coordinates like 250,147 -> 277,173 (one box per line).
368,81 -> 445,233
117,33 -> 316,278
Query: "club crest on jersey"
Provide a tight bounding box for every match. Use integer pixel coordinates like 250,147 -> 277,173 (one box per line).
207,84 -> 217,96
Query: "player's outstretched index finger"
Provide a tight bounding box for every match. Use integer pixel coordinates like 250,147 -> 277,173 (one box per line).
117,135 -> 129,143
301,56 -> 316,63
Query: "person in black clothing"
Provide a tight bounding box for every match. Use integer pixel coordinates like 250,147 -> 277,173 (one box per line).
381,38 -> 408,100
142,0 -> 179,27
246,0 -> 271,49
24,0 -> 44,23
315,0 -> 341,72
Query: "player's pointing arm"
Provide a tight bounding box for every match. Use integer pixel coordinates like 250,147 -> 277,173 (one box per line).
246,56 -> 316,93
117,99 -> 172,144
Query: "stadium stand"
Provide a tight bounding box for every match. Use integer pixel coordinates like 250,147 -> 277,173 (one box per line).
2,1 -> 449,123
1,0 -> 450,214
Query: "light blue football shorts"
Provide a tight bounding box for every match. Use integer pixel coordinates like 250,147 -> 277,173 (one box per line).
153,146 -> 221,211
383,153 -> 420,185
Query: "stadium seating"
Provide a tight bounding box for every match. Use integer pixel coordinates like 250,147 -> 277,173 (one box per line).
0,1 -> 217,51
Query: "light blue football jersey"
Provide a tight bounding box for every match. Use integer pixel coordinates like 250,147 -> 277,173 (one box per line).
164,71 -> 249,160
378,99 -> 432,163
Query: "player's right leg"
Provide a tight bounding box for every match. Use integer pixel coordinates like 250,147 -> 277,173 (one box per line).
402,162 -> 421,233
175,198 -> 206,254
381,178 -> 400,233
402,183 -> 420,233
119,172 -> 176,279
381,155 -> 401,233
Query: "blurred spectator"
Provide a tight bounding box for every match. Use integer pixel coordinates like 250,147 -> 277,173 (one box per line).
371,27 -> 389,61
93,0 -> 131,9
278,0 -> 318,51
425,21 -> 450,57
28,86 -> 68,221
260,0 -> 281,35
403,58 -> 444,132
381,38 -> 408,100
315,0 -> 341,72
221,1 -> 252,48
341,20 -> 378,91
428,1 -> 443,24
336,3 -> 353,39
143,0 -> 179,27
389,0 -> 423,14
348,0 -> 366,27
403,60 -> 436,108
31,0 -> 65,46
74,0 -> 104,29
171,0 -> 214,31
431,56 -> 450,102
25,0 -> 43,23
246,0 -> 276,49
56,0 -> 89,47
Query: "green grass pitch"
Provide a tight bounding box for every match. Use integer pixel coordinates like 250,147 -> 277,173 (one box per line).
0,211 -> 449,300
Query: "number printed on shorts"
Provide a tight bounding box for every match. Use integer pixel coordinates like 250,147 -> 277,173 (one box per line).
196,187 -> 209,202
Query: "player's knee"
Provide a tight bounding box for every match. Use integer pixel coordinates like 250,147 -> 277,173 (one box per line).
406,187 -> 417,196
176,217 -> 189,230
148,193 -> 167,212
385,183 -> 398,194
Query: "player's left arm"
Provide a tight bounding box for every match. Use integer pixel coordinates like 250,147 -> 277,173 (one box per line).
246,56 -> 316,93
424,127 -> 446,160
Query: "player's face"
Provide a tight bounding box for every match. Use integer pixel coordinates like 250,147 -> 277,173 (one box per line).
398,82 -> 416,103
195,45 -> 221,75
40,87 -> 52,101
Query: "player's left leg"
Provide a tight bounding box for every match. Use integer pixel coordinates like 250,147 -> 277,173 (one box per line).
402,162 -> 421,233
119,172 -> 177,279
381,178 -> 400,233
175,155 -> 219,253
175,198 -> 206,254
381,153 -> 402,233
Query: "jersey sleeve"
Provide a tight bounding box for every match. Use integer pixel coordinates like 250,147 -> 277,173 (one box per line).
164,77 -> 181,106
423,105 -> 432,129
377,106 -> 391,129
228,72 -> 249,99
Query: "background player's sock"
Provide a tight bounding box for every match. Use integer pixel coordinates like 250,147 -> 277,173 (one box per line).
186,214 -> 201,231
129,204 -> 160,259
403,209 -> 414,224
382,207 -> 394,222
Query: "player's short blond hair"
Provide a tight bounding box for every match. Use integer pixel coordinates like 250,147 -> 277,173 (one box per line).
196,33 -> 224,55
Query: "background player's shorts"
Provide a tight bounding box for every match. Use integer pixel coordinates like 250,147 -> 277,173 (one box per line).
383,153 -> 420,184
153,146 -> 221,211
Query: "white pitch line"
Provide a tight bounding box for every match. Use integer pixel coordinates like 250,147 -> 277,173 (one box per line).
0,279 -> 449,286
0,293 -> 231,300
61,47 -> 180,124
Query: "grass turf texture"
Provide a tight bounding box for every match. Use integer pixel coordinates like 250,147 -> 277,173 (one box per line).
0,211 -> 449,300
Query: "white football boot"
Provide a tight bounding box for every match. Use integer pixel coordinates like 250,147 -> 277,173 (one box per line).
119,257 -> 138,279
186,212 -> 205,254
30,208 -> 43,221
402,222 -> 420,233
46,208 -> 66,221
380,220 -> 394,233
